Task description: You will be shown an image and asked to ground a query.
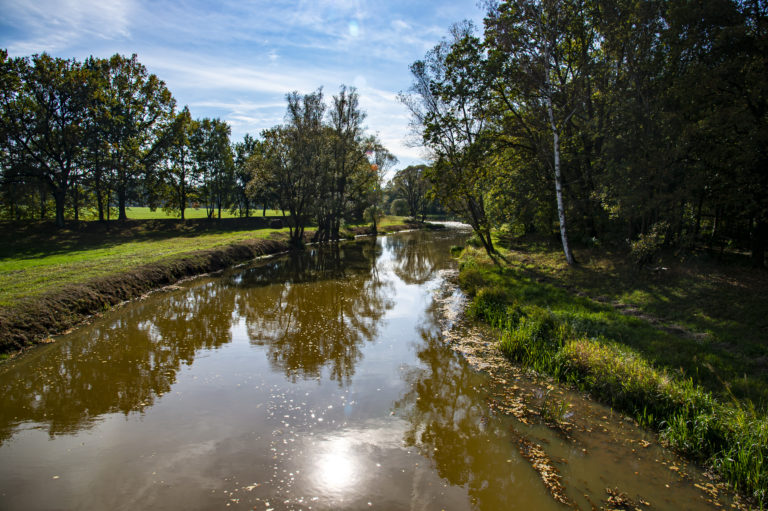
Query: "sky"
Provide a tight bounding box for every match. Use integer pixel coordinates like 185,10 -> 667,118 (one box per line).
0,0 -> 486,169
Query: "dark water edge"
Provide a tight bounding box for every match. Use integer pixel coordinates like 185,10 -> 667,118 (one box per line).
0,229 -> 741,510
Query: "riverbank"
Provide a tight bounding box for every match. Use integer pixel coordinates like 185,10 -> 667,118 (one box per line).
0,216 -> 420,356
455,243 -> 767,506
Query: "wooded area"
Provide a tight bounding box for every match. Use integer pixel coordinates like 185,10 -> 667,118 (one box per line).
401,0 -> 767,267
0,52 -> 408,245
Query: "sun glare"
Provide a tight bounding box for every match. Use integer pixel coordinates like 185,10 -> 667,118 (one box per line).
316,438 -> 358,492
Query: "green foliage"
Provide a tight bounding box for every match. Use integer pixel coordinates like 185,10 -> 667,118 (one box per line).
462,257 -> 768,504
397,0 -> 768,266
629,221 -> 668,268
390,198 -> 409,216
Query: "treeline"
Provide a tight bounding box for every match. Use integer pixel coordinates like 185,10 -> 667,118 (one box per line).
402,0 -> 768,266
0,51 -> 397,240
384,164 -> 447,221
247,87 -> 396,244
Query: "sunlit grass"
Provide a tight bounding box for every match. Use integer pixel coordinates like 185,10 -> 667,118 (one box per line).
0,215 -> 411,307
0,226 -> 285,306
458,244 -> 768,504
122,207 -> 284,219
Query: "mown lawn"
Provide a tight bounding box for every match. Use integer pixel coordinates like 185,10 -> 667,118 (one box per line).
0,215 -> 409,307
121,207 -> 284,219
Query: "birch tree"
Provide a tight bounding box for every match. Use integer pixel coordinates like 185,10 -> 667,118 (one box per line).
485,0 -> 594,264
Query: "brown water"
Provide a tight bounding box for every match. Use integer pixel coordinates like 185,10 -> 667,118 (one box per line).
0,230 -> 740,510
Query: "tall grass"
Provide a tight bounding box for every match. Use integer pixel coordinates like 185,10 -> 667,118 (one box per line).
460,254 -> 768,505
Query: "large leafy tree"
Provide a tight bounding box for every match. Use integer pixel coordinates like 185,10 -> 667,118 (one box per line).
485,0 -> 599,264
392,164 -> 430,222
323,85 -> 370,241
195,118 -> 234,219
96,54 -> 175,221
233,133 -> 258,217
161,106 -> 199,219
0,53 -> 92,227
401,22 -> 497,255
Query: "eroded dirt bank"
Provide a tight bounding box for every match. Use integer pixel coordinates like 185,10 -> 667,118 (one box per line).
0,238 -> 290,355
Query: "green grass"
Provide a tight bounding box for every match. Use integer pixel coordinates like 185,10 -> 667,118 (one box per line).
0,222 -> 285,307
0,215 -> 410,307
458,245 -> 768,505
121,207 -> 284,220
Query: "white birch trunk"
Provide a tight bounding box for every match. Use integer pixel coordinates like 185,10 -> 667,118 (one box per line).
544,62 -> 575,265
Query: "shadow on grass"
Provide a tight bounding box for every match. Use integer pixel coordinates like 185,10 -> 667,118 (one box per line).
0,217 -> 287,260
475,239 -> 768,408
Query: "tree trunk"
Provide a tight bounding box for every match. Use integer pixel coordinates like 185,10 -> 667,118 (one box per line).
546,97 -> 575,265
180,185 -> 186,220
73,183 -> 80,221
117,176 -> 127,221
53,187 -> 66,228
39,184 -> 47,220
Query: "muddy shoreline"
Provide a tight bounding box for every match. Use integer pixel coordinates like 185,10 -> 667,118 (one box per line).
0,238 -> 291,356
432,273 -> 751,509
0,222 -> 433,358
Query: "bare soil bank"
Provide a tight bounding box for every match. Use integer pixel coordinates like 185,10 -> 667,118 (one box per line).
0,238 -> 289,355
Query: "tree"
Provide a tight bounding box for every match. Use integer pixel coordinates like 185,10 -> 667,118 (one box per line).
0,53 -> 92,227
364,139 -> 397,233
323,85 -> 370,241
485,0 -> 597,264
401,22 -> 497,254
393,164 -> 429,221
97,54 -> 175,221
278,89 -> 328,244
233,134 -> 258,217
195,118 -> 234,219
161,106 -> 199,219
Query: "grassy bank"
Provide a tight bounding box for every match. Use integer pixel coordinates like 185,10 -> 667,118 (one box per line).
0,215 -> 414,355
457,244 -> 767,505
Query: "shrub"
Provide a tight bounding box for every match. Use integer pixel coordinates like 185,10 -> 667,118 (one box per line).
629,221 -> 668,268
390,198 -> 409,216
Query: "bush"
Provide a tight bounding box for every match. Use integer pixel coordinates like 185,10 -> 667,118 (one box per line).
629,221 -> 668,268
390,198 -> 408,216
466,233 -> 483,248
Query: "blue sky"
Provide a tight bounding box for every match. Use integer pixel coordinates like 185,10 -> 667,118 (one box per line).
0,0 -> 485,169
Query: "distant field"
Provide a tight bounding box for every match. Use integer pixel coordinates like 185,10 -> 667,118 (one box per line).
122,207 -> 284,219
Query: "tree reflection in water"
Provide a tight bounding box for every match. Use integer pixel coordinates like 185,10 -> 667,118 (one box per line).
233,238 -> 394,385
385,231 -> 440,285
394,302 -> 522,509
0,283 -> 235,444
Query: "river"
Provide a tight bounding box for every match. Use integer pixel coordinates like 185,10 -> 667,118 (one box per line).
0,229 -> 740,509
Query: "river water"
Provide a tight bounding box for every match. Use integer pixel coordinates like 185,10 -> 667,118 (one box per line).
0,229 -> 740,509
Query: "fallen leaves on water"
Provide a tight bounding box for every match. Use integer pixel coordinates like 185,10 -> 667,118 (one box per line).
515,434 -> 571,505
603,487 -> 649,510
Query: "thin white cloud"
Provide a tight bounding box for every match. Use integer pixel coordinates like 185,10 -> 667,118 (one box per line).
0,0 -> 484,166
3,0 -> 134,54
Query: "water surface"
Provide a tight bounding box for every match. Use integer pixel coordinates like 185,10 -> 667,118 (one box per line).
0,230 -> 738,510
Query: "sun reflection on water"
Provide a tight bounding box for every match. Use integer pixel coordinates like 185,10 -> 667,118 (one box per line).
315,437 -> 359,493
